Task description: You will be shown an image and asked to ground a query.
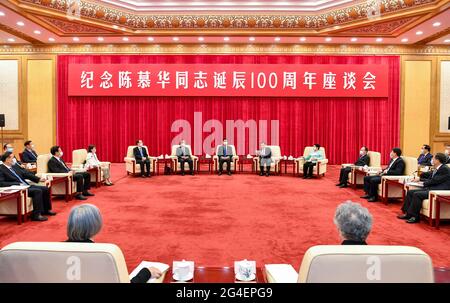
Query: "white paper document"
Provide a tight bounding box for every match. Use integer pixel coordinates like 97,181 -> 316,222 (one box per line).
265,264 -> 298,283
129,261 -> 170,283
406,181 -> 424,188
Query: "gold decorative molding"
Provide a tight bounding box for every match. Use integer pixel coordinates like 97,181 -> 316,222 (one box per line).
0,43 -> 449,55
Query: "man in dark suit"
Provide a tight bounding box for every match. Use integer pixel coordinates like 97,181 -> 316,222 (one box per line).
48,145 -> 94,200
22,140 -> 38,163
217,139 -> 233,176
361,147 -> 405,202
445,148 -> 450,164
2,143 -> 28,170
176,140 -> 194,176
0,151 -> 55,221
133,140 -> 151,178
337,146 -> 370,188
417,144 -> 433,166
398,153 -> 450,223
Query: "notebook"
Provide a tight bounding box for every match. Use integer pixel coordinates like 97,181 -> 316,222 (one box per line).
129,261 -> 170,283
265,264 -> 298,283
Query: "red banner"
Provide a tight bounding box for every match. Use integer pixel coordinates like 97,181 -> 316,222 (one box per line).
68,63 -> 388,97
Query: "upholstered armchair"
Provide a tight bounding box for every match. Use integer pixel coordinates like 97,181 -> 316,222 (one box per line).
0,188 -> 33,224
72,149 -> 110,187
295,147 -> 328,177
124,146 -> 157,176
36,154 -> 74,202
348,151 -> 381,187
169,145 -> 198,173
253,145 -> 282,175
380,156 -> 418,203
295,245 -> 434,283
212,145 -> 239,173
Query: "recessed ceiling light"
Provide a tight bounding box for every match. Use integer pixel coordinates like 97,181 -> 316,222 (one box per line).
198,37 -> 204,41
48,37 -> 55,42
122,37 -> 129,41
147,37 -> 154,41
325,37 -> 332,42
376,38 -> 383,42
173,37 -> 179,41
274,37 -> 281,42
444,39 -> 450,43
17,21 -> 25,26
33,30 -> 41,35
351,37 -> 357,42
401,38 -> 409,43
7,38 -> 15,42
97,37 -> 104,41
433,22 -> 441,27
73,37 -> 79,42
300,37 -> 306,41
223,37 -> 230,41
0,11 -> 5,17
416,31 -> 423,35
249,37 -> 255,41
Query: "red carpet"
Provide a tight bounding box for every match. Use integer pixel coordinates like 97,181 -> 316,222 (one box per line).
1,164 -> 449,272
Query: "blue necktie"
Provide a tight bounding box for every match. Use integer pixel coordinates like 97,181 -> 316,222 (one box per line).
8,167 -> 29,185
224,146 -> 227,156
139,147 -> 143,157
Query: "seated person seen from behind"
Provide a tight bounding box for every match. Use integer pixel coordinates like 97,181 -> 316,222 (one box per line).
48,145 -> 94,201
336,146 -> 370,188
133,140 -> 151,178
417,144 -> 433,167
66,204 -> 162,283
22,140 -> 39,164
85,145 -> 113,186
300,144 -> 323,179
334,201 -> 373,245
361,147 -> 405,202
176,140 -> 194,176
398,153 -> 450,224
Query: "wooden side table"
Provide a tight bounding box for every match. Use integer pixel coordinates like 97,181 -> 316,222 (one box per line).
0,190 -> 25,224
435,195 -> 450,229
197,157 -> 213,174
163,266 -> 265,283
238,157 -> 255,173
156,158 -> 174,175
280,159 -> 296,176
382,178 -> 405,204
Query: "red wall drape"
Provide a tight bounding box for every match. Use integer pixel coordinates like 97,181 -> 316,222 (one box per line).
57,55 -> 400,164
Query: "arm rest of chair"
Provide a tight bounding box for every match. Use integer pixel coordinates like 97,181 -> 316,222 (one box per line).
71,164 -> 84,169
341,163 -> 353,168
317,159 -> 328,164
72,167 -> 87,173
36,173 -> 72,178
382,175 -> 409,181
124,157 -> 135,163
191,155 -> 198,161
100,161 -> 111,167
429,190 -> 450,197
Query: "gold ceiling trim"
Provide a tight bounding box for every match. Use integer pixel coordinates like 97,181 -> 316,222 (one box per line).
0,43 -> 448,55
9,0 -> 446,33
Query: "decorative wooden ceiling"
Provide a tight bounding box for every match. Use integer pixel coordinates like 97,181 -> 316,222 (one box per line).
0,0 -> 448,45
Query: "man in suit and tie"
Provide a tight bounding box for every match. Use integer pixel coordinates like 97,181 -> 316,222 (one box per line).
48,145 -> 94,200
417,144 -> 433,166
217,139 -> 233,176
398,153 -> 450,223
176,140 -> 194,176
22,140 -> 38,164
257,142 -> 272,177
361,147 -> 405,202
336,146 -> 370,188
0,151 -> 55,221
133,140 -> 151,178
2,143 -> 27,170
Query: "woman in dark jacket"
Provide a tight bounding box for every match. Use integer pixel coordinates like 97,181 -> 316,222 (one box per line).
66,204 -> 161,283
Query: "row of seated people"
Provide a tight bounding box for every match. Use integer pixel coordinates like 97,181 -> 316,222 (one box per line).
127,139 -> 329,178
0,142 -> 113,222
336,145 -> 450,225
0,201 -> 435,283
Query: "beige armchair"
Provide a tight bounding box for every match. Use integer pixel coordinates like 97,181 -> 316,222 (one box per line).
296,245 -> 434,283
348,151 -> 381,187
124,146 -> 157,176
37,154 -> 74,202
169,145 -> 198,173
380,156 -> 418,203
295,147 -> 328,177
0,242 -> 132,283
213,145 -> 239,173
253,145 -> 282,175
72,149 -> 111,187
0,188 -> 33,224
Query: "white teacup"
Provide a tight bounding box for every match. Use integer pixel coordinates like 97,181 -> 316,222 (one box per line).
173,261 -> 191,281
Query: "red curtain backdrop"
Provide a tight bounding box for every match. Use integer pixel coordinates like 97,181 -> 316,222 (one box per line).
57,55 -> 400,164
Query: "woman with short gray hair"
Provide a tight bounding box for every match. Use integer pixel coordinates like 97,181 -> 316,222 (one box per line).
65,204 -> 162,283
334,201 -> 373,245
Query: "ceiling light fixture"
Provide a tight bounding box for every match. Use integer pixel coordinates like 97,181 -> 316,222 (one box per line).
416,31 -> 423,35
433,22 -> 441,27
33,30 -> 41,35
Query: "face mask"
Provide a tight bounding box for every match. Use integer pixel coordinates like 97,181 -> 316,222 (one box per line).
223,142 -> 228,146
431,158 -> 435,166
59,151 -> 64,157
421,149 -> 425,154
360,150 -> 365,155
12,158 -> 17,165
138,143 -> 143,147
6,147 -> 13,153
180,143 -> 185,147
445,150 -> 449,156
31,145 -> 35,149
390,153 -> 395,159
